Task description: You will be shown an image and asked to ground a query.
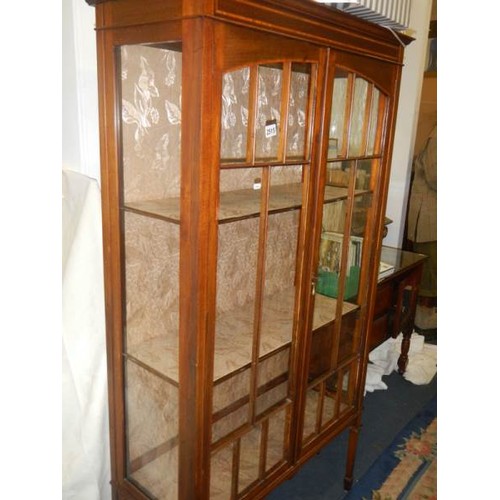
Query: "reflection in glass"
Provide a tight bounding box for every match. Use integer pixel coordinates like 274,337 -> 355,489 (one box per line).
328,71 -> 348,159
348,77 -> 368,157
366,87 -> 380,156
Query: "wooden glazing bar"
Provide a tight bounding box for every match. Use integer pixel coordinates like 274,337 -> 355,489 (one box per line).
373,92 -> 387,157
231,439 -> 241,499
315,381 -> 326,434
334,369 -> 342,420
347,362 -> 357,407
303,63 -> 318,162
278,62 -> 292,164
248,167 -> 271,424
360,83 -> 373,157
259,419 -> 270,479
247,65 -> 259,164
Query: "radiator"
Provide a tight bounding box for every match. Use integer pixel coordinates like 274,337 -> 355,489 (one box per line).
317,0 -> 412,31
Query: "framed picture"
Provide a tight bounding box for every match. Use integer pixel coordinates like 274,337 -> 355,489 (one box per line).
318,231 -> 363,273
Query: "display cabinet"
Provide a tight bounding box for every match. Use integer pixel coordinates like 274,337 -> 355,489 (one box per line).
85,0 -> 411,498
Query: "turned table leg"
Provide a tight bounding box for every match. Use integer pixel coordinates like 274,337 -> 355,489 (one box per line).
394,276 -> 421,375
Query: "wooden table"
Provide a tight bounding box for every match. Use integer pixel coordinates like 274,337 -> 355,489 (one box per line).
369,246 -> 427,374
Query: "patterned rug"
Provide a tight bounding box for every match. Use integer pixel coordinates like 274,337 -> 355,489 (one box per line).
344,395 -> 437,499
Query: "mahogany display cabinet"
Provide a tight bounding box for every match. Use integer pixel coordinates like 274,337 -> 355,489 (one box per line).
85,0 -> 411,497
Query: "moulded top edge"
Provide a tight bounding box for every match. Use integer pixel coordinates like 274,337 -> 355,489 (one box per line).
87,0 -> 412,59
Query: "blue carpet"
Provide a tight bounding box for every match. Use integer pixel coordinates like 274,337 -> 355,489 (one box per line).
343,394 -> 437,499
267,372 -> 437,499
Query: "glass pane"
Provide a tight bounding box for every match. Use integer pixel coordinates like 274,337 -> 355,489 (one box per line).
257,166 -> 303,417
348,77 -> 369,157
126,361 -> 179,499
339,365 -> 355,416
212,368 -> 251,444
239,426 -> 262,493
120,43 -> 181,499
338,161 -> 374,363
210,444 -> 234,499
213,216 -> 259,433
321,372 -> 339,426
256,348 -> 289,416
255,64 -> 283,161
213,167 -> 265,443
328,70 -> 349,159
308,183 -> 349,383
315,194 -> 348,301
266,407 -> 287,471
121,44 -> 182,204
325,160 -> 349,188
366,87 -> 380,156
302,384 -> 321,443
220,67 -> 251,163
286,63 -> 312,160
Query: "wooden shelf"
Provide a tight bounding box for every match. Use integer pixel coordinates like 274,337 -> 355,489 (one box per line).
127,287 -> 358,384
124,183 -> 368,224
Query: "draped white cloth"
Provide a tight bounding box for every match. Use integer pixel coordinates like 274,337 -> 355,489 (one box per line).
365,332 -> 437,394
62,169 -> 111,500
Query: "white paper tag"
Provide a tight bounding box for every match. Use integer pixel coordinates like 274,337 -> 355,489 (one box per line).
265,120 -> 277,138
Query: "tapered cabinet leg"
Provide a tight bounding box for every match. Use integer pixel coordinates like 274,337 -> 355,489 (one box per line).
344,424 -> 360,490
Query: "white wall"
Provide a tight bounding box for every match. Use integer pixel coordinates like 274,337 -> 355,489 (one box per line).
383,0 -> 433,247
62,0 -> 100,182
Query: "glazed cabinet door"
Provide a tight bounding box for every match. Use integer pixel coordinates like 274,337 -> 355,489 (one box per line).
301,58 -> 394,452
208,23 -> 326,499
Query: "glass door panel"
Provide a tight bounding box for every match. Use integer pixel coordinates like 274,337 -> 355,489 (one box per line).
302,68 -> 387,446
119,42 -> 182,499
212,57 -> 315,495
